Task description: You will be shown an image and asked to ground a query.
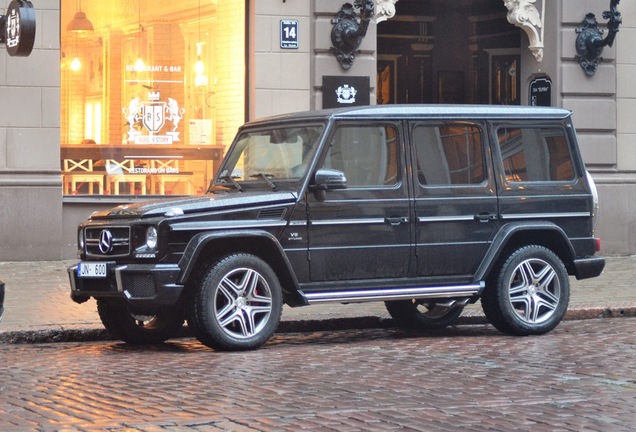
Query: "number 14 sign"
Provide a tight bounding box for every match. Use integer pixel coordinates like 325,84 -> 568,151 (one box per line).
280,20 -> 299,49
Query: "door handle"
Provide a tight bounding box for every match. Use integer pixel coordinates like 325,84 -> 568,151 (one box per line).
474,212 -> 498,222
385,216 -> 409,226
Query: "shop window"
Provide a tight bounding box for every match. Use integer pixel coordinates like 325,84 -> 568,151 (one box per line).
60,0 -> 245,196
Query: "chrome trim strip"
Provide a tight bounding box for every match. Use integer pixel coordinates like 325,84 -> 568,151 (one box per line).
115,265 -> 127,293
171,220 -> 288,231
68,266 -> 78,291
501,212 -> 590,220
288,220 -> 308,226
418,215 -> 475,223
304,283 -> 482,304
310,218 -> 385,226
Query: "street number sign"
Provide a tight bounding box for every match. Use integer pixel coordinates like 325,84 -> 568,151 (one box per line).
280,20 -> 298,49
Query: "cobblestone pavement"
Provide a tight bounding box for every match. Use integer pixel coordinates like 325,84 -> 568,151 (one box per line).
0,256 -> 635,336
1,318 -> 635,431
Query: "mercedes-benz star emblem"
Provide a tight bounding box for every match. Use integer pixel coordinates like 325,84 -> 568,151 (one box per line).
99,230 -> 113,254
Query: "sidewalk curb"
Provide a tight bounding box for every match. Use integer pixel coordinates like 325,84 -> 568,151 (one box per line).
1,306 -> 634,345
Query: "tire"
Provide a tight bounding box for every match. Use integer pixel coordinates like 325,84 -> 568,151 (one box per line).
97,299 -> 184,344
188,254 -> 283,351
481,245 -> 570,336
385,299 -> 464,330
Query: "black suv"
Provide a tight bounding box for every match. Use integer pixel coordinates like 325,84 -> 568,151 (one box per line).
69,105 -> 605,350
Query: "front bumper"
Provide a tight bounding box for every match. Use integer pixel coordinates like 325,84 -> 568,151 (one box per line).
68,263 -> 184,312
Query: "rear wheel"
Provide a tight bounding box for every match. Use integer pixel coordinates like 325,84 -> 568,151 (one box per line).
188,254 -> 283,351
481,245 -> 570,335
385,299 -> 464,330
97,299 -> 184,344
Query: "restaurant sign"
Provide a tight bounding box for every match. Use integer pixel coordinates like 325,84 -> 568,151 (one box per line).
0,0 -> 36,57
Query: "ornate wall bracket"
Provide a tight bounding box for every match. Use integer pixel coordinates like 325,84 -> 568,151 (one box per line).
331,1 -> 375,70
504,0 -> 545,62
575,0 -> 622,76
375,0 -> 398,24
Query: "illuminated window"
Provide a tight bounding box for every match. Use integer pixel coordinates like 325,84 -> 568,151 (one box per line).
61,0 -> 246,196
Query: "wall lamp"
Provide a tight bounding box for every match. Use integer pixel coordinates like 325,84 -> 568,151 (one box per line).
575,0 -> 621,76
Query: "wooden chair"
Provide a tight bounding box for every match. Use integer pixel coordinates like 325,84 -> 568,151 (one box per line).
149,159 -> 194,195
63,159 -> 104,195
106,160 -> 147,195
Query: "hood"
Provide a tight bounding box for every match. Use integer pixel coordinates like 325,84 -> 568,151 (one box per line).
90,192 -> 298,219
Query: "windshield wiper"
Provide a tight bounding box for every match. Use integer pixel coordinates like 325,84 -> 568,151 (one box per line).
215,174 -> 244,192
250,173 -> 278,191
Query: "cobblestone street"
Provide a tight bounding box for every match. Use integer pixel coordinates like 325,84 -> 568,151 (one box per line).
2,318 -> 635,431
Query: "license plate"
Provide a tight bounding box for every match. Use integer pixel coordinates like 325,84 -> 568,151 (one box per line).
77,262 -> 108,278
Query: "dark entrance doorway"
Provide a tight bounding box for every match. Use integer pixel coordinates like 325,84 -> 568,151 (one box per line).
377,0 -> 521,105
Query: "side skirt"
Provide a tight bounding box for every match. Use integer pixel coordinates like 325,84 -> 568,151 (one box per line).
302,282 -> 483,304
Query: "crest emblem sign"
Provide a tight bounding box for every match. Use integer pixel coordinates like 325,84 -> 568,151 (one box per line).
142,93 -> 166,134
124,91 -> 184,144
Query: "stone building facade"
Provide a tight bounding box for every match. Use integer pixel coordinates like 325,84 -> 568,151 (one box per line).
0,0 -> 634,260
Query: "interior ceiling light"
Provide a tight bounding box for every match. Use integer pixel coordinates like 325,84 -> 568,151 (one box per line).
67,2 -> 94,33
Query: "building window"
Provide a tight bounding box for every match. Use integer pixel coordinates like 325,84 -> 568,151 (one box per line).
61,0 -> 246,196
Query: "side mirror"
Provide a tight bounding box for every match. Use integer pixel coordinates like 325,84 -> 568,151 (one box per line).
312,168 -> 347,191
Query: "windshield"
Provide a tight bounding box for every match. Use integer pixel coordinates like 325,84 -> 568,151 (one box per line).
214,125 -> 324,191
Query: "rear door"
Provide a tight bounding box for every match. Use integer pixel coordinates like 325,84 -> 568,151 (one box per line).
306,121 -> 413,282
492,121 -> 592,242
410,121 -> 499,283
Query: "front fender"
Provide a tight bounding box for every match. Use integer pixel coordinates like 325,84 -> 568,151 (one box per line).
177,230 -> 305,305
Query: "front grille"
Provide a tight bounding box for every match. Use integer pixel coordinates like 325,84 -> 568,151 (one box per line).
85,226 -> 131,257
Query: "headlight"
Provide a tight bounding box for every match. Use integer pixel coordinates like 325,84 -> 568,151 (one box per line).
146,226 -> 158,250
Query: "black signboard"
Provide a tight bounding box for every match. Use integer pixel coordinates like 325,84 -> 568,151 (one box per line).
1,0 -> 36,57
322,76 -> 370,109
529,76 -> 552,107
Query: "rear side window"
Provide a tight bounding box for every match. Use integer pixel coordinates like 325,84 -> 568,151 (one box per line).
412,124 -> 486,186
497,127 -> 574,183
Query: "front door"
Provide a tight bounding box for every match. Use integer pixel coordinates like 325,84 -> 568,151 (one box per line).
306,122 -> 412,283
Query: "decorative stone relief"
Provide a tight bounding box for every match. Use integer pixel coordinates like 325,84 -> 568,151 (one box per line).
504,0 -> 544,62
375,0 -> 398,24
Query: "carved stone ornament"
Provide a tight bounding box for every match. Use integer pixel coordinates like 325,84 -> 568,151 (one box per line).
504,0 -> 544,62
375,0 -> 398,24
575,0 -> 622,76
331,1 -> 375,70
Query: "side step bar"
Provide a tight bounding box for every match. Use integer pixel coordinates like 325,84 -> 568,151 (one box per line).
302,283 -> 483,304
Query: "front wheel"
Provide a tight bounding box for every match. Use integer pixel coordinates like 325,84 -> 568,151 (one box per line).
385,299 -> 464,330
188,254 -> 283,351
481,245 -> 570,336
97,299 -> 184,344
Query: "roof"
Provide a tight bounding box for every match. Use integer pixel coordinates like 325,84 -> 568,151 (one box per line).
245,104 -> 572,127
